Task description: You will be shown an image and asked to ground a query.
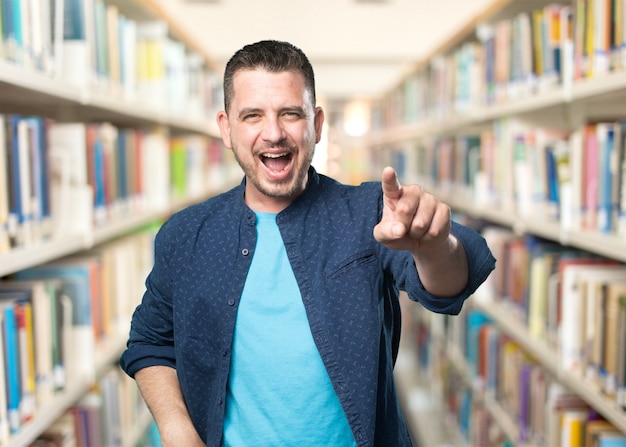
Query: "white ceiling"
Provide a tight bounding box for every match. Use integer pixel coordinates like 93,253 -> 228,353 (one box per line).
165,0 -> 495,101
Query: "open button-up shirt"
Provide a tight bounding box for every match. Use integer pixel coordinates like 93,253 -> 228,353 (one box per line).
120,168 -> 496,447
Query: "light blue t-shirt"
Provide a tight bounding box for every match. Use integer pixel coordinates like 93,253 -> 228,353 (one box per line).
222,212 -> 356,447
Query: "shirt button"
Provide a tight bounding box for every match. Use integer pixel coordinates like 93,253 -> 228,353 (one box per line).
241,248 -> 249,256
228,298 -> 235,306
222,349 -> 229,357
217,397 -> 223,405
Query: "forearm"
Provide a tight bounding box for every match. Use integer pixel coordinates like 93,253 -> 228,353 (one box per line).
135,366 -> 205,447
412,234 -> 468,297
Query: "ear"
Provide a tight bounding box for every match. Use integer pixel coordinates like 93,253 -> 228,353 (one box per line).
216,111 -> 232,148
313,106 -> 325,144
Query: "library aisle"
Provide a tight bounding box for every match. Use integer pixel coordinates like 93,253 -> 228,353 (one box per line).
395,293 -> 463,447
363,0 -> 626,445
4,0 -> 626,445
0,0 -> 238,445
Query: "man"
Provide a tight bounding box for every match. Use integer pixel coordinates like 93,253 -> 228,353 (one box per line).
120,40 -> 495,447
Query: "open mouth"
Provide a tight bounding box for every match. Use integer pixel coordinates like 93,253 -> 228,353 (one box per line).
261,152 -> 293,173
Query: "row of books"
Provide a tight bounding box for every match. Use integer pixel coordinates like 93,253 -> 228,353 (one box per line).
0,228 -> 156,441
370,118 -> 626,237
0,0 -> 221,120
481,226 -> 626,408
0,113 -> 236,254
28,367 -> 158,447
0,0 -> 57,72
84,0 -> 222,117
414,304 -> 626,446
372,0 -> 625,128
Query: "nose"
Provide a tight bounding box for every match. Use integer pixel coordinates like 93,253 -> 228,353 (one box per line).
261,116 -> 286,143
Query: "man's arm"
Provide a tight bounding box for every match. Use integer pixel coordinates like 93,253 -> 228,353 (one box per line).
135,366 -> 206,447
373,166 -> 469,297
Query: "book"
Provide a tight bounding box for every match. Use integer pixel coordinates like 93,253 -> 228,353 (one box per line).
544,383 -> 588,446
15,299 -> 36,423
6,115 -> 32,247
574,0 -> 588,79
141,128 -> 170,212
559,263 -> 626,376
0,114 -> 9,253
554,254 -> 618,336
527,243 -> 561,341
585,0 -> 596,77
582,124 -> 600,231
518,363 -> 533,442
0,302 -> 10,443
602,281 -> 626,398
119,15 -> 137,100
5,0 -> 24,64
597,122 -> 616,233
614,120 -> 626,237
24,117 -> 49,241
559,6 -> 574,89
560,410 -> 586,446
78,391 -> 104,445
513,132 -> 534,216
480,226 -> 518,300
586,419 -> 621,447
47,121 -> 92,237
16,260 -> 96,383
136,20 -> 168,109
566,129 -> 584,230
466,309 -> 491,377
0,279 -> 57,407
599,435 -> 626,447
61,0 -> 89,87
0,294 -> 25,434
105,3 -> 120,89
529,365 -> 548,444
99,369 -> 122,446
576,267 -> 626,386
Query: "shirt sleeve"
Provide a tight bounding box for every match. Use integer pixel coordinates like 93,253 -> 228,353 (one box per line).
119,218 -> 178,377
401,221 -> 496,315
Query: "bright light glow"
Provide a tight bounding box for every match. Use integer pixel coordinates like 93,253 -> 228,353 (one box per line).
343,100 -> 371,137
312,121 -> 329,174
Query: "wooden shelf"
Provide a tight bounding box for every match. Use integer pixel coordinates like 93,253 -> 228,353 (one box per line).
473,297 -> 626,435
369,70 -> 626,146
5,331 -> 129,447
0,59 -> 218,137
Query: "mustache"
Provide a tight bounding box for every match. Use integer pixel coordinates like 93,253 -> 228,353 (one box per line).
257,140 -> 294,152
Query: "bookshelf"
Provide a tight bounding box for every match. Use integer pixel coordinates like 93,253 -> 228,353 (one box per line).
370,0 -> 626,445
0,0 -> 236,445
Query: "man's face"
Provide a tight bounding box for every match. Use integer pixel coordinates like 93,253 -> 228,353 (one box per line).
217,69 -> 324,213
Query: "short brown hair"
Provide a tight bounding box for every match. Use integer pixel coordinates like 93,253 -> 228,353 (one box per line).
222,40 -> 316,113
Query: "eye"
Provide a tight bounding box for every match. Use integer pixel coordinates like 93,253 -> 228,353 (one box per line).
283,111 -> 303,119
243,113 -> 261,121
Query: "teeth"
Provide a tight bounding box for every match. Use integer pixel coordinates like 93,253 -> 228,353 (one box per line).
262,153 -> 288,158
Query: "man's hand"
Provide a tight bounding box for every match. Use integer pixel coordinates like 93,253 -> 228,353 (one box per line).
373,166 -> 451,255
373,167 -> 468,296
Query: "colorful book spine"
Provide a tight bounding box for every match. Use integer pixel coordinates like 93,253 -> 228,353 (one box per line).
2,302 -> 21,434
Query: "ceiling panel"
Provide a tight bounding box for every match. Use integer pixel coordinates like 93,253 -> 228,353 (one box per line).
166,0 -> 496,100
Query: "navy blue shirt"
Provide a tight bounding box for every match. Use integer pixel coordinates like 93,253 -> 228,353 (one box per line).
120,168 -> 496,447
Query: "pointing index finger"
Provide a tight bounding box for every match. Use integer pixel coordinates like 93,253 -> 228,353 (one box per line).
381,166 -> 402,200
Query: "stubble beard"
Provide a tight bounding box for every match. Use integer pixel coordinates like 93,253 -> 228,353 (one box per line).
232,145 -> 315,200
